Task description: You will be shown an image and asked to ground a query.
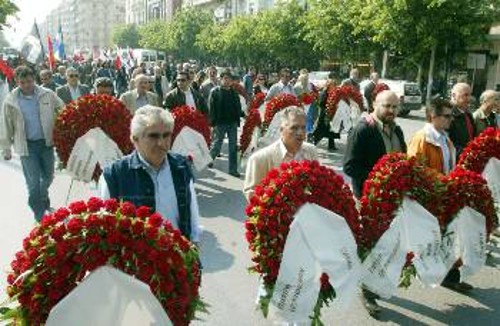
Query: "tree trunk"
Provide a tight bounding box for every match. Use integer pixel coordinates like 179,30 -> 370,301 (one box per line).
381,50 -> 389,78
426,44 -> 437,106
416,62 -> 423,88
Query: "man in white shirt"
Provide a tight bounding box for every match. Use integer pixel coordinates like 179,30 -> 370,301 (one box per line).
163,71 -> 208,114
244,106 -> 318,200
265,68 -> 297,102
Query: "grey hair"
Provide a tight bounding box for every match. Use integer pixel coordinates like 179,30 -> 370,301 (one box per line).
130,105 -> 174,139
280,106 -> 306,127
479,90 -> 500,104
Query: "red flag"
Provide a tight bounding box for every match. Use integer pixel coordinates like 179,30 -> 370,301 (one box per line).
47,35 -> 56,70
115,55 -> 122,70
0,59 -> 14,81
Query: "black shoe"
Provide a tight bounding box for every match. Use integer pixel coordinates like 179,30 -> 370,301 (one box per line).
229,171 -> 241,178
361,288 -> 381,316
361,294 -> 381,316
207,162 -> 214,168
442,280 -> 473,293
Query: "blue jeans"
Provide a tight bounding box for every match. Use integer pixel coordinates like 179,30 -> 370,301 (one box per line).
20,140 -> 55,221
210,123 -> 238,174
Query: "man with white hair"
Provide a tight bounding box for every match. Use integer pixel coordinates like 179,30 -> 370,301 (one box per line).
363,72 -> 380,112
473,89 -> 498,134
448,82 -> 474,158
243,106 -> 318,200
99,105 -> 200,243
119,74 -> 160,114
55,67 -> 91,104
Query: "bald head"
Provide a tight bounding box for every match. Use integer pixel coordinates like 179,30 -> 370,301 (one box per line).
451,83 -> 471,110
479,89 -> 500,114
373,90 -> 399,124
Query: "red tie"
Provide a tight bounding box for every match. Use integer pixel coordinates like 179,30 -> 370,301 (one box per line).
463,113 -> 474,140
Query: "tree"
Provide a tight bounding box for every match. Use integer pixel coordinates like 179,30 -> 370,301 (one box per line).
112,24 -> 140,48
0,0 -> 17,30
139,20 -> 171,51
327,0 -> 500,101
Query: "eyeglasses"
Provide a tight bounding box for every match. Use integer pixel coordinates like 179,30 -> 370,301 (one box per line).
68,74 -> 79,78
145,132 -> 172,140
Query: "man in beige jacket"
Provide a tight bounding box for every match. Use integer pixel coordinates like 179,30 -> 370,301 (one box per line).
243,106 -> 318,201
119,74 -> 159,115
0,66 -> 64,221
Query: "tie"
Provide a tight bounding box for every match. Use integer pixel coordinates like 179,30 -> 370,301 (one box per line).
463,113 -> 474,140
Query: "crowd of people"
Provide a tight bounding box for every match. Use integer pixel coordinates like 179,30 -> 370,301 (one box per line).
0,58 -> 499,319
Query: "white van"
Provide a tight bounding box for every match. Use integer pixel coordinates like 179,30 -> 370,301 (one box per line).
131,49 -> 166,69
379,79 -> 422,117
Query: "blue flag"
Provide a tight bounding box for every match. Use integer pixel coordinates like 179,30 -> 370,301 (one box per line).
55,24 -> 66,61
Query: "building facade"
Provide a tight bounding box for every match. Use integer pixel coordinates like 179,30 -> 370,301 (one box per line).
39,0 -> 126,54
125,0 -> 183,24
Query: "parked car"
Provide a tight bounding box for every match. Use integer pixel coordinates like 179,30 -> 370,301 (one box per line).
379,79 -> 422,117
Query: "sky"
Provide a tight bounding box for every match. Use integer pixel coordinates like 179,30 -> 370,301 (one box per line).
3,0 -> 62,48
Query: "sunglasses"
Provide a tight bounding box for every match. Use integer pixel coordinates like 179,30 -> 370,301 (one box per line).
69,74 -> 79,78
145,132 -> 172,140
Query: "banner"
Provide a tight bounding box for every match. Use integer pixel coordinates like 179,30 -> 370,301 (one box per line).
482,157 -> 500,207
171,127 -> 212,171
46,266 -> 172,326
66,128 -> 123,182
330,100 -> 351,133
441,207 -> 487,281
361,197 -> 448,298
269,203 -> 361,323
259,111 -> 283,148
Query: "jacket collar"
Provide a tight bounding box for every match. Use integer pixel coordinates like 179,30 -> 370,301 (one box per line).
423,123 -> 449,147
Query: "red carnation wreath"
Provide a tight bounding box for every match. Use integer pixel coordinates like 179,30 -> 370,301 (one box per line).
457,127 -> 500,173
325,85 -> 364,121
359,153 -> 443,287
171,105 -> 211,147
1,198 -> 205,325
53,94 -> 134,182
371,82 -> 390,102
263,93 -> 301,130
299,88 -> 319,106
240,92 -> 265,154
245,160 -> 359,323
440,168 -> 497,238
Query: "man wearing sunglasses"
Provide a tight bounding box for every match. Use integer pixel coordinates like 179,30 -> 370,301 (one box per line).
99,105 -> 200,244
55,67 -> 91,105
408,98 -> 456,174
163,71 -> 208,114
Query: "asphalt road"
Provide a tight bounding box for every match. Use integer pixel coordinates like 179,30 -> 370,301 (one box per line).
1,108 -> 499,325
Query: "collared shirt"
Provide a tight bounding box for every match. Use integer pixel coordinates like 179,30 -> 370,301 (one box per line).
278,80 -> 294,96
427,124 -> 452,174
17,88 -> 44,141
99,153 -> 200,241
184,89 -> 196,109
69,84 -> 81,100
279,139 -> 305,162
373,116 -> 402,153
135,92 -> 149,109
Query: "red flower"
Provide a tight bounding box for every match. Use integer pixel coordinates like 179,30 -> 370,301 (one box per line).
299,89 -> 319,106
245,160 -> 358,321
171,105 -> 211,147
2,197 -> 204,325
325,85 -> 365,120
371,83 -> 390,102
263,93 -> 301,130
53,94 -> 134,182
457,127 -> 500,173
120,202 -> 136,217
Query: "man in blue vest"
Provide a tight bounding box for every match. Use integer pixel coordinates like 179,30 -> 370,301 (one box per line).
99,105 -> 200,244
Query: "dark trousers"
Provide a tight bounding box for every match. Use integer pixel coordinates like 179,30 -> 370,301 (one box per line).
210,123 -> 238,174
